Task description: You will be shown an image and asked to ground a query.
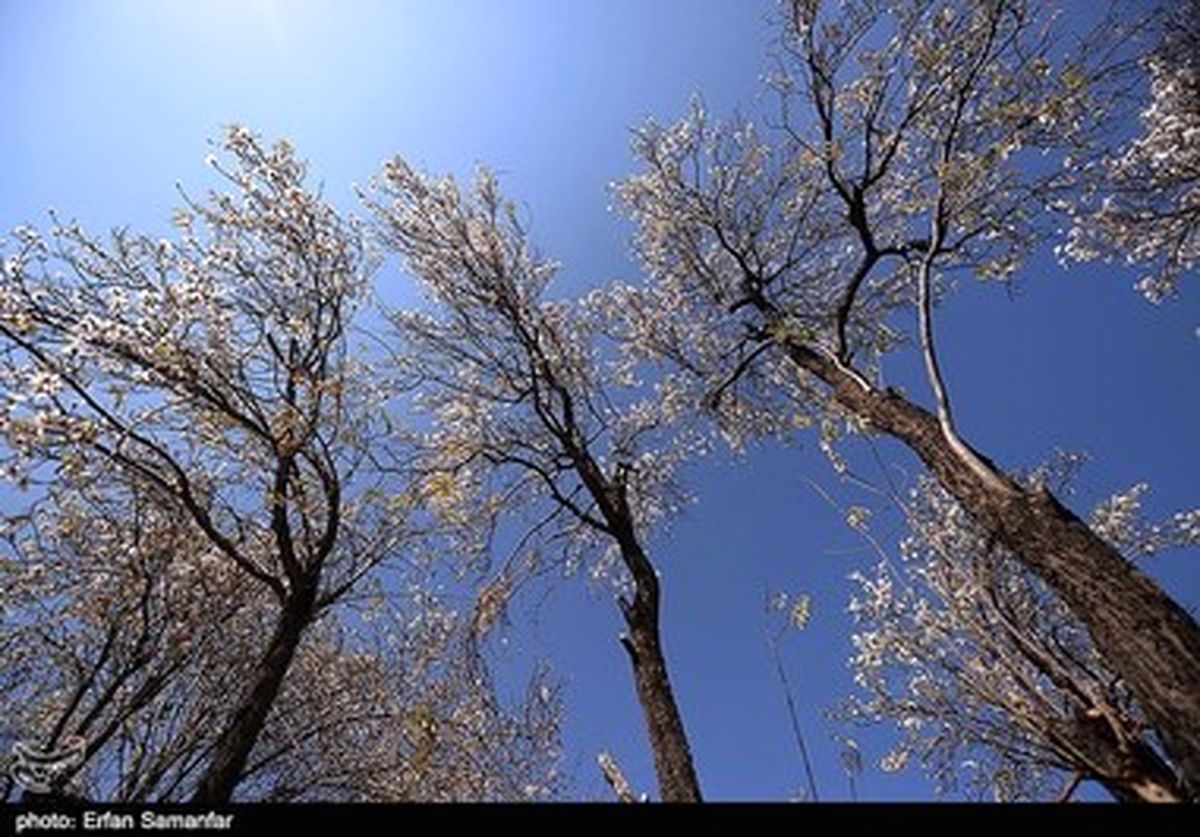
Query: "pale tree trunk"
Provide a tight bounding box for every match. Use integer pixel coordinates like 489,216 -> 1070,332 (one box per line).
782,339 -> 1200,800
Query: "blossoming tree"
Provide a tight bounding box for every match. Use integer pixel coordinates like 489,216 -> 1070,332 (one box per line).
613,0 -> 1200,798
845,459 -> 1198,801
0,128 -> 566,803
0,128 -> 414,802
1064,0 -> 1199,301
364,162 -> 704,801
0,479 -> 562,801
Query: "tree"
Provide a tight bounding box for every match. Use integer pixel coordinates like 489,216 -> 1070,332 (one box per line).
364,162 -> 704,801
1063,0 -> 1199,301
0,479 -> 564,801
220,586 -> 565,802
0,127 -> 411,802
0,479 -> 258,802
844,460 -> 1197,802
612,0 -> 1200,798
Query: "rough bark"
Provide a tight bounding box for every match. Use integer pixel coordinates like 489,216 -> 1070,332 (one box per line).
1049,710 -> 1184,802
782,338 -> 1200,799
572,451 -> 702,803
190,583 -> 316,803
1093,742 -> 1183,803
616,543 -> 703,803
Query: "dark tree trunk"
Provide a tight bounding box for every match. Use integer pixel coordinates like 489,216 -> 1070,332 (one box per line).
190,584 -> 315,803
1095,744 -> 1184,803
617,542 -> 703,803
571,451 -> 702,802
783,339 -> 1200,799
1052,710 -> 1184,802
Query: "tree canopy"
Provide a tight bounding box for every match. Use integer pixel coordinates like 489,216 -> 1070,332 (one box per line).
1,0 -> 1196,805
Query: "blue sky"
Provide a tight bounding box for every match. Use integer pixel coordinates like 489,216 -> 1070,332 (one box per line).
1,0 -> 1195,802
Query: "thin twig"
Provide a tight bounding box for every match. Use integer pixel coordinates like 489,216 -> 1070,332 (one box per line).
764,613 -> 820,802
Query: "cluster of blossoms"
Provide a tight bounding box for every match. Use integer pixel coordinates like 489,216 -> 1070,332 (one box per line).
844,466 -> 1190,801
1061,0 -> 1199,301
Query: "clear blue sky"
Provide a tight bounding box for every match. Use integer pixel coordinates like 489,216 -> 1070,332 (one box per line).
1,0 -> 1195,802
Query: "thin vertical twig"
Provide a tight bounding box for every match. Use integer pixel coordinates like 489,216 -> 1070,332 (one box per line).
765,620 -> 820,802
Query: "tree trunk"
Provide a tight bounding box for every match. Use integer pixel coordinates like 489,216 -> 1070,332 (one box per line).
783,340 -> 1200,799
617,546 -> 703,803
190,584 -> 315,803
1097,754 -> 1183,803
1053,712 -> 1184,802
571,450 -> 702,802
